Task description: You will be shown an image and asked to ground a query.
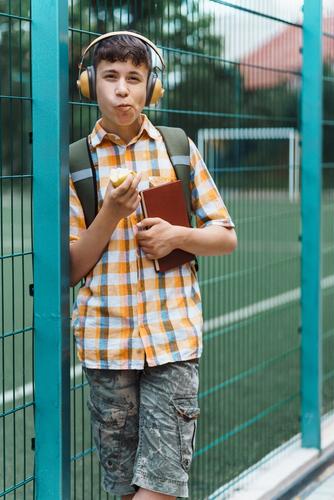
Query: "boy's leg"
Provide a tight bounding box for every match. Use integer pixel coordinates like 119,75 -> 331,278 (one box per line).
123,490 -> 175,500
131,359 -> 200,498
134,488 -> 176,499
84,367 -> 140,497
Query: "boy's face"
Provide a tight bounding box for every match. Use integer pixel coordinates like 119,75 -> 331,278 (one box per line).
95,59 -> 149,141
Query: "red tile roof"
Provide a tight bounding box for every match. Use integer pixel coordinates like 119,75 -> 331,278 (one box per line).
240,17 -> 334,89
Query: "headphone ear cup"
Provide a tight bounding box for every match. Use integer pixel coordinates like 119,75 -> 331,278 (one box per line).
145,72 -> 155,106
146,72 -> 164,106
87,66 -> 96,101
77,66 -> 96,100
77,69 -> 90,99
150,77 -> 164,105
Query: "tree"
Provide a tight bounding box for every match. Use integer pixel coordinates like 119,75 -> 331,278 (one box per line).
0,0 -> 31,176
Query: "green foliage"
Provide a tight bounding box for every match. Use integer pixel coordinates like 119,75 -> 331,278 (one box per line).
0,11 -> 31,176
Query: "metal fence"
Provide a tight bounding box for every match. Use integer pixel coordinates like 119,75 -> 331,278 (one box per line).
1,0 -> 333,499
0,0 -> 35,498
322,13 -> 334,421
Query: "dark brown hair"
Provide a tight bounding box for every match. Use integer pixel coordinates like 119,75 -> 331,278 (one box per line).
92,33 -> 152,70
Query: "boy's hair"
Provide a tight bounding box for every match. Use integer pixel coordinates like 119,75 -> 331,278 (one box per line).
92,33 -> 152,70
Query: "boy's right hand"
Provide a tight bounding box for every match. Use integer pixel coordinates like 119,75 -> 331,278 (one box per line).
102,172 -> 142,222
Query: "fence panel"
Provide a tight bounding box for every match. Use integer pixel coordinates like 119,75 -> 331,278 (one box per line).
322,7 -> 334,419
0,1 -> 35,498
195,1 -> 302,496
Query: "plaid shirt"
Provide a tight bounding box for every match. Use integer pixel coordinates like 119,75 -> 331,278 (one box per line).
70,115 -> 234,369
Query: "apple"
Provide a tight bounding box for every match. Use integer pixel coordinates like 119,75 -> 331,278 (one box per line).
109,168 -> 136,187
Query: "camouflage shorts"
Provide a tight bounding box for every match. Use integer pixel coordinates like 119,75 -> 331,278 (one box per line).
84,359 -> 200,498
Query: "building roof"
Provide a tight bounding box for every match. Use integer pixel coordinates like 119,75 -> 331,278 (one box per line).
240,17 -> 334,89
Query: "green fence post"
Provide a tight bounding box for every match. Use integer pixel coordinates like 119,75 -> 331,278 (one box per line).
301,0 -> 323,449
31,0 -> 70,498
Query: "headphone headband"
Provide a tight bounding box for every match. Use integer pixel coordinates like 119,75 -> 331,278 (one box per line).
80,31 -> 165,70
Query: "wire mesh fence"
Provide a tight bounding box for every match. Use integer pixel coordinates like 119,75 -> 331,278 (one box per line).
322,11 -> 334,418
1,0 -> 333,499
0,0 -> 34,498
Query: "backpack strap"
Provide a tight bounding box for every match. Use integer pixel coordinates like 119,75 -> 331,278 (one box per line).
155,126 -> 192,221
69,137 -> 97,228
156,126 -> 198,272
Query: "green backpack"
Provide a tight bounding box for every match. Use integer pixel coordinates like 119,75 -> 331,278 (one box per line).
69,126 -> 192,227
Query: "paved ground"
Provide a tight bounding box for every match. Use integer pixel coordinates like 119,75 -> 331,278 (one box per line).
293,462 -> 334,499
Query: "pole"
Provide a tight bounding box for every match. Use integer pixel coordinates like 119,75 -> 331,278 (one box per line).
31,0 -> 70,497
301,0 -> 323,449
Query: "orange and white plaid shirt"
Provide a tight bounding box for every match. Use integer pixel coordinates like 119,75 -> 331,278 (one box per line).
70,114 -> 234,369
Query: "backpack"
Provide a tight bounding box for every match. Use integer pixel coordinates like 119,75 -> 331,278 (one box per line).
69,126 -> 198,270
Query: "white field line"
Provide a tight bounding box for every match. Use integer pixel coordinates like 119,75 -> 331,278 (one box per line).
203,273 -> 334,333
3,274 -> 334,406
203,288 -> 299,333
2,363 -> 83,405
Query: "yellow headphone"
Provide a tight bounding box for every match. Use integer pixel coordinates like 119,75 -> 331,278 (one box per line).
77,31 -> 165,106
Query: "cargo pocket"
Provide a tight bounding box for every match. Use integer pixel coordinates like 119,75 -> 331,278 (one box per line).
173,397 -> 200,472
87,398 -> 127,472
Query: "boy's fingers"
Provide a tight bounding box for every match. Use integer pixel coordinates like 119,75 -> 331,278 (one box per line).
117,174 -> 133,192
105,182 -> 114,194
132,172 -> 142,189
115,172 -> 141,194
129,192 -> 141,207
138,218 -> 162,230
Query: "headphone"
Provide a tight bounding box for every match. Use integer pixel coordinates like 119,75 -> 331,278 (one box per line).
77,31 -> 165,106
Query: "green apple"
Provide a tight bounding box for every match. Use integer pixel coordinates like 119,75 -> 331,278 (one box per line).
110,168 -> 136,187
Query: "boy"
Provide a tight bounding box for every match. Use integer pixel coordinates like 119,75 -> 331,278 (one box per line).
70,32 -> 237,499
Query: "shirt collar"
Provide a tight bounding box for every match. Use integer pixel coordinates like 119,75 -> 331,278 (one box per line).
90,114 -> 160,148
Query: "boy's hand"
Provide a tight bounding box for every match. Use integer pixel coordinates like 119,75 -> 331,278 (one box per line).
136,218 -> 180,260
103,172 -> 142,221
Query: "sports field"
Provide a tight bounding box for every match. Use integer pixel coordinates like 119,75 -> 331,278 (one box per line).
1,186 -> 334,499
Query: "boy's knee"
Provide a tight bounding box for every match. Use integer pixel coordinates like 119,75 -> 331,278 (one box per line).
134,487 -> 176,500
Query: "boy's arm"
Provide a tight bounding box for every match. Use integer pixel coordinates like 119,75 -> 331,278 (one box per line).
137,218 -> 237,260
70,173 -> 141,286
176,224 -> 237,255
137,137 -> 236,260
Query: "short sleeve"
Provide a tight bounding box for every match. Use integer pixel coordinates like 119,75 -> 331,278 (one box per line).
69,176 -> 86,242
189,138 -> 235,229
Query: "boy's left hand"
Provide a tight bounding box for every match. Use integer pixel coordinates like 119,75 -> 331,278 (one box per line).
136,218 -> 179,260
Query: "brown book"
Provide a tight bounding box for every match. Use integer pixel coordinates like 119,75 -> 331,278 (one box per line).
140,180 -> 195,272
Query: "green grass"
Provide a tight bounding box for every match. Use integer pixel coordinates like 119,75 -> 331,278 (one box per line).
1,189 -> 334,499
